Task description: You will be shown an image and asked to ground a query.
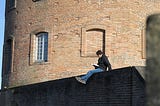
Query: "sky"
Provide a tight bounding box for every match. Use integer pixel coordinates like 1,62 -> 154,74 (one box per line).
0,0 -> 5,89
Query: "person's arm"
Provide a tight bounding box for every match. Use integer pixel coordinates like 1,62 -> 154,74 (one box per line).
103,55 -> 112,71
92,64 -> 99,69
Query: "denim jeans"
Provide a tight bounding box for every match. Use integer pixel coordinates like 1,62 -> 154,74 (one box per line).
80,68 -> 103,82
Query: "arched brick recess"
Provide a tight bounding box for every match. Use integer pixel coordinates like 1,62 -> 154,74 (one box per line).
81,25 -> 106,57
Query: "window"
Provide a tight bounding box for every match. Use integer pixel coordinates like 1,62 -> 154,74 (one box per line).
2,37 -> 14,88
35,32 -> 48,62
29,29 -> 50,65
5,39 -> 13,74
8,0 -> 16,9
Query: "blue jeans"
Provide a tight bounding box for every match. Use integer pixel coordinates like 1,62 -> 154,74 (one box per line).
80,68 -> 103,82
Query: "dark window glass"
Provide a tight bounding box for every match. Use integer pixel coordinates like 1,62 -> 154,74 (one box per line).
9,0 -> 16,9
5,39 -> 12,74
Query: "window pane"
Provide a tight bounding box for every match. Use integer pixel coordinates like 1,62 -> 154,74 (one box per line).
9,0 -> 16,9
36,32 -> 48,62
43,34 -> 48,61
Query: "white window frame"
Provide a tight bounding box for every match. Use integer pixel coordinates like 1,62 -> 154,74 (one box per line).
8,0 -> 16,10
35,32 -> 48,62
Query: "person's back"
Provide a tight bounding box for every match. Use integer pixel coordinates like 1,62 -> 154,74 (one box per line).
98,54 -> 112,71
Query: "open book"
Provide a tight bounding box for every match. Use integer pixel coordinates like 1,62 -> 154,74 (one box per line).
92,64 -> 99,68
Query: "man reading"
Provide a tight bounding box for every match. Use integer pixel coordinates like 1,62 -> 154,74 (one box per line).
75,50 -> 112,84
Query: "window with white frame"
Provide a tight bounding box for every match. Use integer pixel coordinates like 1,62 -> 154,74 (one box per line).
35,32 -> 48,62
8,0 -> 16,10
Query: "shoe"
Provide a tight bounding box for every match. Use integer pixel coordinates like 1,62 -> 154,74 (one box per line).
75,77 -> 86,84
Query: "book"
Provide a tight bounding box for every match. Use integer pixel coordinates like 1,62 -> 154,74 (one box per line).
92,64 -> 99,68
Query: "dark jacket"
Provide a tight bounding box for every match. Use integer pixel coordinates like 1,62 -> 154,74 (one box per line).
97,54 -> 112,71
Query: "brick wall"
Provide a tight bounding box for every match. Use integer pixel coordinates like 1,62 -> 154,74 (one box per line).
3,0 -> 159,87
0,67 -> 145,106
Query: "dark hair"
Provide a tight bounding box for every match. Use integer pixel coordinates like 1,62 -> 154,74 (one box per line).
96,50 -> 103,55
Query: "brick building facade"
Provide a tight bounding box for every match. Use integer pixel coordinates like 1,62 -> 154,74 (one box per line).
2,0 -> 159,88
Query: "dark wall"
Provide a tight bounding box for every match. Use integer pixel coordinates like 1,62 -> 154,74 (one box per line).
0,91 -> 5,105
0,67 -> 145,106
131,68 -> 146,106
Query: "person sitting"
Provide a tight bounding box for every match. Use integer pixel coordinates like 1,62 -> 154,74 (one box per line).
75,50 -> 112,84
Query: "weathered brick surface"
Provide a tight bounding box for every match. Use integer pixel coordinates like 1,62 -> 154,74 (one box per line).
0,67 -> 145,106
2,0 -> 158,87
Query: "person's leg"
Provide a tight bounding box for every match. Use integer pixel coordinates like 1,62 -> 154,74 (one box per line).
80,68 -> 103,82
75,76 -> 86,84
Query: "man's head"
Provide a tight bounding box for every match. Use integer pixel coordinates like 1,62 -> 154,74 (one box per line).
96,50 -> 103,57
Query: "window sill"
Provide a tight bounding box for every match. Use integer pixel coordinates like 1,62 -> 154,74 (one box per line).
30,61 -> 51,66
7,7 -> 16,12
